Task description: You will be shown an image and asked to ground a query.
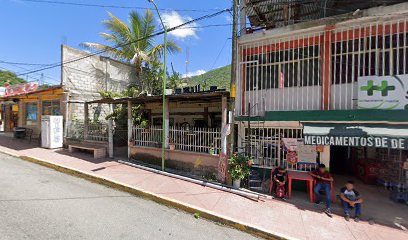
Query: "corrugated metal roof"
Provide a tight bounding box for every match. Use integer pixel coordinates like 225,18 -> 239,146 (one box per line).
245,0 -> 407,29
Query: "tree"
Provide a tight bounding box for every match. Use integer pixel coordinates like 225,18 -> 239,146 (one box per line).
0,70 -> 26,86
81,10 -> 181,94
168,63 -> 185,91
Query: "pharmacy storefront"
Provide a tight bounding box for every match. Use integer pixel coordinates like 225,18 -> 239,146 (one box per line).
303,123 -> 408,203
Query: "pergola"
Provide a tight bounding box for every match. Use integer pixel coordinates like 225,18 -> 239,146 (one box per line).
85,91 -> 230,162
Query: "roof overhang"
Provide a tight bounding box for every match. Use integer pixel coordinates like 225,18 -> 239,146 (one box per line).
303,123 -> 408,150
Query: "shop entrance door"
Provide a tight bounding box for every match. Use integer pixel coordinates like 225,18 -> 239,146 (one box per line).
330,146 -> 353,175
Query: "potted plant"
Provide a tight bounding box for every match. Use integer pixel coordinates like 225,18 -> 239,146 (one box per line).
228,153 -> 253,189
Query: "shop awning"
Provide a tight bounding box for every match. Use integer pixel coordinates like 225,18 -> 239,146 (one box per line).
302,123 -> 408,150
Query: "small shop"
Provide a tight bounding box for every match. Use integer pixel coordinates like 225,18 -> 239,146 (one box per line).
303,123 -> 408,189
0,85 -> 64,135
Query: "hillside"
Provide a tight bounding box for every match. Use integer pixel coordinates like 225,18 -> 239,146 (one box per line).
187,65 -> 231,90
0,70 -> 26,85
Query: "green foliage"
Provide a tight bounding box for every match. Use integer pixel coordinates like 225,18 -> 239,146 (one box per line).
168,63 -> 186,91
81,10 -> 181,95
187,65 -> 231,90
0,70 -> 26,85
99,89 -> 147,127
228,153 -> 253,180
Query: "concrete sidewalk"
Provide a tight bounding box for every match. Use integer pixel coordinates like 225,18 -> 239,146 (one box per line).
0,137 -> 406,240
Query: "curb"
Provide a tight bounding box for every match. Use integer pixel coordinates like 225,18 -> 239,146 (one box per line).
1,149 -> 289,240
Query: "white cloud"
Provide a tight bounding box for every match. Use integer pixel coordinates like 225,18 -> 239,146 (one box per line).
162,11 -> 198,39
183,69 -> 206,78
225,15 -> 232,24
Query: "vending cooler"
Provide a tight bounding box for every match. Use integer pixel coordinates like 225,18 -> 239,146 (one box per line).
41,115 -> 63,149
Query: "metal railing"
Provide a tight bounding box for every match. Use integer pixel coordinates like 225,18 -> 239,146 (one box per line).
132,126 -> 221,154
238,124 -> 317,172
236,14 -> 408,115
65,121 -> 108,142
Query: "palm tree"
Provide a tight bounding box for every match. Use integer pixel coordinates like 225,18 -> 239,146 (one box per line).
81,10 -> 181,91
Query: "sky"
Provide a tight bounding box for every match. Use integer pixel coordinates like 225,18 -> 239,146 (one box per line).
0,0 -> 233,85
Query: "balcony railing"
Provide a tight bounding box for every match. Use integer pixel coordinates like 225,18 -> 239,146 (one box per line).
236,14 -> 408,115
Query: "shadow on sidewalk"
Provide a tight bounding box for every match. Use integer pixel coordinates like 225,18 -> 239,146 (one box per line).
54,148 -> 114,165
0,133 -> 40,151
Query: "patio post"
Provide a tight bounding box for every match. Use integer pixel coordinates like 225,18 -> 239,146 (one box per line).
84,102 -> 89,141
221,95 -> 228,154
164,100 -> 169,149
127,100 -> 132,159
108,118 -> 113,158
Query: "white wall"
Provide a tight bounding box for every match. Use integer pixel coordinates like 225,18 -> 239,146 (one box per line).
61,45 -> 138,121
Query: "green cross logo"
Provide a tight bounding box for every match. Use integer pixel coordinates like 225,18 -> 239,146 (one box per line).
360,80 -> 395,96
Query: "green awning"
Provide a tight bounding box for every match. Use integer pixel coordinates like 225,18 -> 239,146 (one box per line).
303,123 -> 408,150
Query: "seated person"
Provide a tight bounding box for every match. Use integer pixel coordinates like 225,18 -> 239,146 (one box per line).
271,166 -> 287,199
340,181 -> 363,222
309,164 -> 334,216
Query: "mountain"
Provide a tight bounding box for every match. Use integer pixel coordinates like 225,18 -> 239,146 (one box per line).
0,70 -> 26,86
187,65 -> 231,90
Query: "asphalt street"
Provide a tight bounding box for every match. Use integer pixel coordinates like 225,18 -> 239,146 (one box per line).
0,152 -> 259,240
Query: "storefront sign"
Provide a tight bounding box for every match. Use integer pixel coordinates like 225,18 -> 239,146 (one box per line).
3,83 -> 38,97
304,135 -> 407,150
358,75 -> 408,110
0,87 -> 6,97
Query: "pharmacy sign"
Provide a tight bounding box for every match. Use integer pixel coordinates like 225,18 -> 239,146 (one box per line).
358,75 -> 408,110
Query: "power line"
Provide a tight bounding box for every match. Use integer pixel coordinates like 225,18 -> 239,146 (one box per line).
210,38 -> 231,70
18,0 -> 222,13
0,66 -> 41,83
16,8 -> 231,77
0,60 -> 55,66
0,60 -> 59,83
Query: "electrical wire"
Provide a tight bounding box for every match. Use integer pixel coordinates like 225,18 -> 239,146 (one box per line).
0,60 -> 55,66
0,60 -> 59,84
17,0 -> 223,13
16,8 -> 231,77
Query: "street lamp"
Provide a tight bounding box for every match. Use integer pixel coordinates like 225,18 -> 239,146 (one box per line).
148,0 -> 167,171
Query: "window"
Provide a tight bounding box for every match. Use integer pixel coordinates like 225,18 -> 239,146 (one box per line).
42,100 -> 61,115
26,102 -> 37,125
331,32 -> 408,84
245,45 -> 321,90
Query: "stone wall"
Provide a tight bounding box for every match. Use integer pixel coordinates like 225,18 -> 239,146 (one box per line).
61,45 -> 137,122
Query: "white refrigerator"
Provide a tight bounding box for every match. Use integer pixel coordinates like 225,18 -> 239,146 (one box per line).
41,115 -> 63,149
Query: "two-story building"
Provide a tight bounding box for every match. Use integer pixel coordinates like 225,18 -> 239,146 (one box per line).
235,1 -> 408,194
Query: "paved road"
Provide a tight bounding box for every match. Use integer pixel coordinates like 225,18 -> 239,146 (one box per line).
0,153 -> 259,240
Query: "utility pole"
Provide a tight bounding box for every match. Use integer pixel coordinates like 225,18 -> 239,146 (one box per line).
228,0 -> 239,155
148,0 -> 167,171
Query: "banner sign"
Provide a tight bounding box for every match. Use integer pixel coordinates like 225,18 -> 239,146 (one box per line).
283,138 -> 317,164
304,135 -> 407,150
2,83 -> 38,97
358,75 -> 408,110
